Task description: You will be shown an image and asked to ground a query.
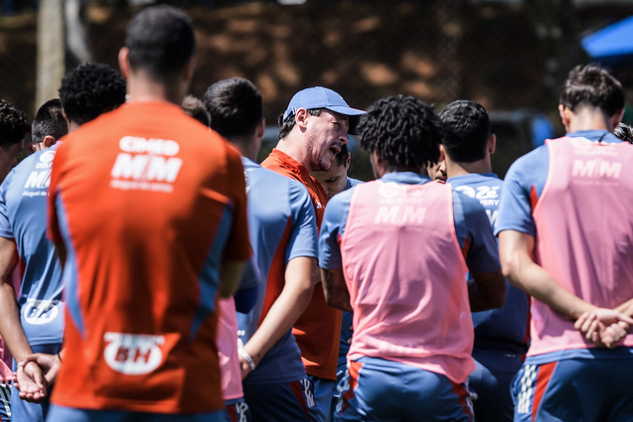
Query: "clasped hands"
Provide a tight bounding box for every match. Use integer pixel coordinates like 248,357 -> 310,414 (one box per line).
13,353 -> 60,403
574,308 -> 633,348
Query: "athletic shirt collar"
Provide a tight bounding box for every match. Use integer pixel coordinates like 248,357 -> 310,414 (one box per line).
268,148 -> 311,180
567,129 -> 621,144
380,171 -> 431,185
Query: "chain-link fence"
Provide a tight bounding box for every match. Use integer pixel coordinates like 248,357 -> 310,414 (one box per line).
0,0 -> 632,179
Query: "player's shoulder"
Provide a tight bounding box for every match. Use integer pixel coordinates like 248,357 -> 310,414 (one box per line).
326,184 -> 356,213
508,144 -> 549,176
452,188 -> 488,219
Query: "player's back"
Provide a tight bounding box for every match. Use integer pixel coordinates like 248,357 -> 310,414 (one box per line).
0,147 -> 64,346
528,136 -> 633,355
238,158 -> 316,384
340,178 -> 474,384
449,173 -> 529,351
48,101 -> 250,414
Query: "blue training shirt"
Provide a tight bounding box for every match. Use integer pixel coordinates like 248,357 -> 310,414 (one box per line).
337,177 -> 364,372
448,173 -> 529,353
237,158 -> 318,385
0,146 -> 64,346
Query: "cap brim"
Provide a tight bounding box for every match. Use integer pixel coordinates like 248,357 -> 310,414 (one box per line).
325,105 -> 366,117
325,106 -> 365,135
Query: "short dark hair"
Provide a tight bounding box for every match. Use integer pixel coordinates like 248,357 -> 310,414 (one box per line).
277,108 -> 322,141
559,64 -> 624,117
615,122 -> 633,144
439,100 -> 490,163
358,95 -> 443,170
0,99 -> 29,150
32,99 -> 68,144
59,63 -> 126,126
182,95 -> 210,127
126,5 -> 195,83
203,78 -> 262,140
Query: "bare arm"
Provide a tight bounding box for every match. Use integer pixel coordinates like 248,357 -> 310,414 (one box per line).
469,270 -> 506,312
321,267 -> 352,313
240,256 -> 315,378
218,260 -> 245,299
0,236 -> 34,362
499,230 -> 596,319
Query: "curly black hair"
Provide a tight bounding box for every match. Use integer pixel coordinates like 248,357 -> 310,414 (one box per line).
0,99 -> 30,150
559,64 -> 624,117
615,122 -> 633,144
59,63 -> 126,126
357,95 -> 443,170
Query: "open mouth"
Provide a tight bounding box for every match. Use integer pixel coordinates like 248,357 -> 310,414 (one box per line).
329,145 -> 341,155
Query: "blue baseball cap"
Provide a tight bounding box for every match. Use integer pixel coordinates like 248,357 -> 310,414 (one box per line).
282,86 -> 365,134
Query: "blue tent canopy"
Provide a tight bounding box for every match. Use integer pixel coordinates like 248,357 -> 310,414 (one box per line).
582,16 -> 633,63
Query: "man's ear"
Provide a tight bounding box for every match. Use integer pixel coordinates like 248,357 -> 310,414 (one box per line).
611,109 -> 625,131
255,118 -> 265,140
118,47 -> 130,79
43,135 -> 57,148
488,133 -> 497,155
558,104 -> 572,130
294,108 -> 309,130
182,54 -> 197,83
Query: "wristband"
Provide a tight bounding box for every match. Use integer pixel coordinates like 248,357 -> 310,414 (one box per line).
238,349 -> 256,371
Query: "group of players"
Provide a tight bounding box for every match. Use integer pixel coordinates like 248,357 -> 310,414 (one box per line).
0,4 -> 631,422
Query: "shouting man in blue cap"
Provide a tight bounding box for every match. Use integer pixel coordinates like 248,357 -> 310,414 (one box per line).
261,86 -> 364,422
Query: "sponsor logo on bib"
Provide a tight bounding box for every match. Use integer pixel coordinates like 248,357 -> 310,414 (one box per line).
103,332 -> 165,375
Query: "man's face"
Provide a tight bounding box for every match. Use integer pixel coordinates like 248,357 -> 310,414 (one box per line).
305,110 -> 350,172
312,155 -> 350,199
426,159 -> 446,183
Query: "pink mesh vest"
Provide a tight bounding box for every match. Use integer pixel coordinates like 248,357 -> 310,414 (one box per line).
217,297 -> 242,401
530,137 -> 633,356
342,179 -> 475,384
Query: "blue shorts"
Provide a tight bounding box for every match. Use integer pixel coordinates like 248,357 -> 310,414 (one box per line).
335,357 -> 473,421
11,343 -> 61,422
224,399 -> 249,422
0,381 -> 10,422
308,375 -> 334,422
46,405 -> 228,422
512,357 -> 633,421
469,347 -> 523,422
242,378 -> 317,421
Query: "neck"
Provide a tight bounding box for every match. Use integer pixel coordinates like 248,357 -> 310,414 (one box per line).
275,134 -> 311,171
446,157 -> 491,178
567,107 -> 615,133
230,138 -> 259,162
68,121 -> 82,133
126,71 -> 186,105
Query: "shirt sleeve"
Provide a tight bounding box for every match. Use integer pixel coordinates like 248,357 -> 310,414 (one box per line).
221,145 -> 252,263
453,191 -> 501,274
285,180 -> 318,262
318,188 -> 354,270
47,143 -> 66,246
0,170 -> 15,239
495,146 -> 550,237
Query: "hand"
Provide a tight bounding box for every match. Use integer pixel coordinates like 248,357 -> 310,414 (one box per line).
238,354 -> 253,380
14,360 -> 46,403
574,309 -> 633,348
15,353 -> 61,394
